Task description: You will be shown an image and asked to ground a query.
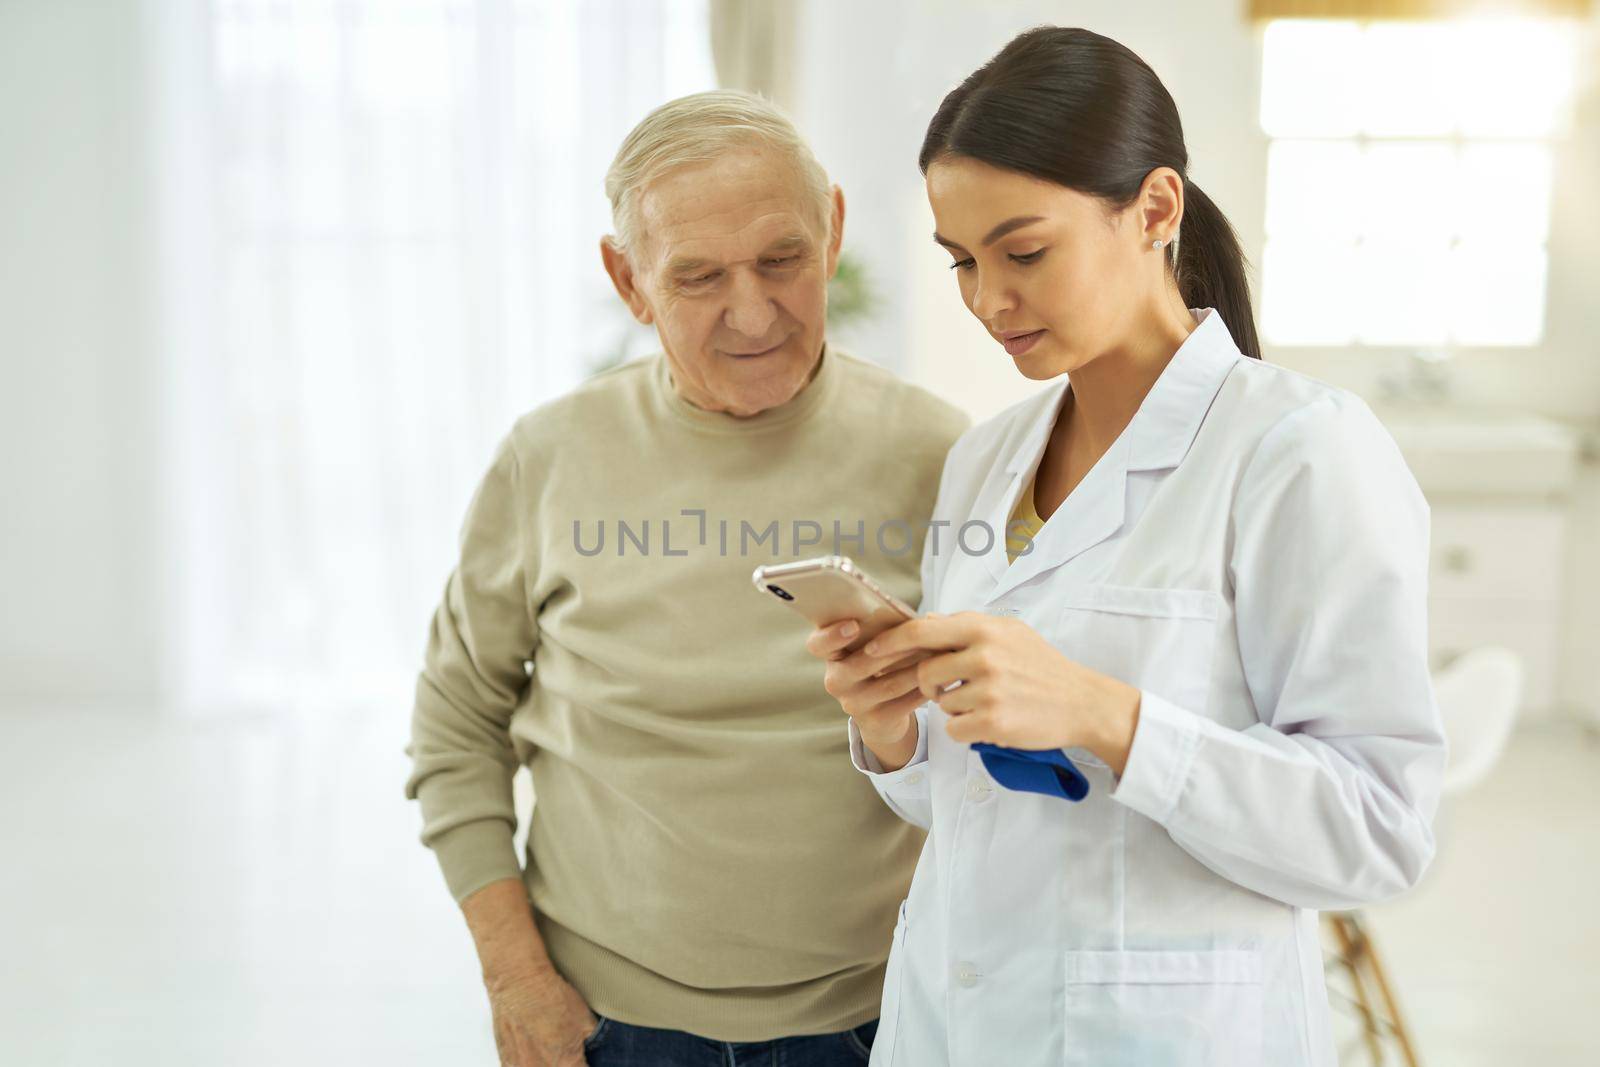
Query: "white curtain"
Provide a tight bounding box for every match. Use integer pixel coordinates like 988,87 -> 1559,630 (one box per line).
709,0 -> 799,111
157,0 -> 714,717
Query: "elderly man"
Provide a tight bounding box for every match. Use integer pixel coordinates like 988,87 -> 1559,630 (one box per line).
403,90 -> 967,1067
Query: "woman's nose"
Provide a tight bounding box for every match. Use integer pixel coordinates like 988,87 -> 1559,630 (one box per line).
969,273 -> 1014,321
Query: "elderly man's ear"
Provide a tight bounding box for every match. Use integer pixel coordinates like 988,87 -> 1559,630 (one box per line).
824,184 -> 846,279
600,237 -> 654,326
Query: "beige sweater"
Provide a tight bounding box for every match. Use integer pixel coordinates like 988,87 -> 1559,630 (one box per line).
403,346 -> 968,1040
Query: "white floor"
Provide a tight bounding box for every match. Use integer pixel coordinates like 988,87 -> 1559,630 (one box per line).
0,705 -> 500,1065
1356,721 -> 1600,1066
2,706 -> 1597,1065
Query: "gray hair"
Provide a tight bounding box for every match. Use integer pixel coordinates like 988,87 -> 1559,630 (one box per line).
604,90 -> 832,255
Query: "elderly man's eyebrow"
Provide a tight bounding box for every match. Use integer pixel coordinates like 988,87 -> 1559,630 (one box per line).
665,255 -> 717,279
761,234 -> 813,256
664,235 -> 814,279
933,215 -> 1047,251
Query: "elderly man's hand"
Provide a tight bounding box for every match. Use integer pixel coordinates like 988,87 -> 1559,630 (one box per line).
484,966 -> 599,1067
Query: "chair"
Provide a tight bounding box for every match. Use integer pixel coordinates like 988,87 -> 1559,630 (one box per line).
1321,646 -> 1524,1066
1433,647 -> 1524,796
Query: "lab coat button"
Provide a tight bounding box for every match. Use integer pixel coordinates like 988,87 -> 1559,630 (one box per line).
955,962 -> 981,987
906,772 -> 924,785
966,780 -> 993,802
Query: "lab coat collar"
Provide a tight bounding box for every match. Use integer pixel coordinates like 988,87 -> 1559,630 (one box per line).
1001,308 -> 1242,477
979,308 -> 1243,595
1122,307 -> 1243,473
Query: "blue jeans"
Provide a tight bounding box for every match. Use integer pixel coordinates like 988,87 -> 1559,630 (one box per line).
583,1015 -> 877,1066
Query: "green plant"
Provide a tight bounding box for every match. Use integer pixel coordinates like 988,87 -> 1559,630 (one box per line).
826,249 -> 878,331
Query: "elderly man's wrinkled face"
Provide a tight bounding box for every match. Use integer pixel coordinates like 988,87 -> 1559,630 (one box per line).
603,149 -> 844,417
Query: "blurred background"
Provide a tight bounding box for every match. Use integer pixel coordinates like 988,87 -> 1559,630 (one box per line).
2,0 -> 1597,1063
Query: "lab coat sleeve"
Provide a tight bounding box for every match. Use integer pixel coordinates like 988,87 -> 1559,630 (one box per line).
847,708 -> 933,830
1109,394 -> 1447,911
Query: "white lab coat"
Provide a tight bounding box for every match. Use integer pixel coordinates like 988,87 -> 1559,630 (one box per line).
849,308 -> 1445,1066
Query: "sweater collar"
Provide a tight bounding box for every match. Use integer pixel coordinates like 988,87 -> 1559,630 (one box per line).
654,342 -> 839,435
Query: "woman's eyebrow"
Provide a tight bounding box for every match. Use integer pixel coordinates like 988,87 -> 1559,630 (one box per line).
933,215 -> 1047,251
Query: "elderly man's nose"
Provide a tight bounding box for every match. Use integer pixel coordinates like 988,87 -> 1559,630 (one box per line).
724,273 -> 778,338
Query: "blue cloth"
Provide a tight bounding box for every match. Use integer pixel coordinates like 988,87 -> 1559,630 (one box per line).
973,743 -> 1091,801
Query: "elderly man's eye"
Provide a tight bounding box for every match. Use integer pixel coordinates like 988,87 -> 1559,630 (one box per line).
762,256 -> 800,268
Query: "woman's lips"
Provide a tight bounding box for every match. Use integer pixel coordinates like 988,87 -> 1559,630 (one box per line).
1001,330 -> 1046,356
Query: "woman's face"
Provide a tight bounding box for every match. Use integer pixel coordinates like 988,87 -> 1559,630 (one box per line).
925,155 -> 1155,380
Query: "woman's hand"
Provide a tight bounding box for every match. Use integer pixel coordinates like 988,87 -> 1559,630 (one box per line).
863,611 -> 1143,775
805,617 -> 931,748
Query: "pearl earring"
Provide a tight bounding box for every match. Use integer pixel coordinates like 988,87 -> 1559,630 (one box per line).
1152,239 -> 1165,251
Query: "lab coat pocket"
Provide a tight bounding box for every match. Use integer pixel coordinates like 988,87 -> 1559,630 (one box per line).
1061,948 -> 1264,1067
871,900 -> 910,1067
1053,585 -> 1222,732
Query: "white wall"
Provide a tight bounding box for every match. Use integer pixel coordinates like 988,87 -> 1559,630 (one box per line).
796,0 -> 1599,419
0,1 -> 165,711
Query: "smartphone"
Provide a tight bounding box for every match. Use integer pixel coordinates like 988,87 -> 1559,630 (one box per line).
751,555 -> 917,656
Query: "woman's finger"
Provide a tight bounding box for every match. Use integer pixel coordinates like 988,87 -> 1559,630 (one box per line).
932,677 -> 984,714
805,619 -> 861,661
862,612 -> 976,659
826,646 -> 910,699
859,688 -> 930,737
915,648 -> 985,697
858,663 -> 924,708
873,649 -> 930,676
833,640 -> 919,687
944,708 -> 995,743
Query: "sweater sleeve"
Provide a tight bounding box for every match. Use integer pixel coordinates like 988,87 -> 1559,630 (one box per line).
403,429 -> 539,904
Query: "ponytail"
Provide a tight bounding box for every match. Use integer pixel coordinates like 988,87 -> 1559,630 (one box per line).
1174,181 -> 1261,361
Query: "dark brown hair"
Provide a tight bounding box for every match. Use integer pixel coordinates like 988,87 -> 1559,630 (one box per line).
920,26 -> 1261,360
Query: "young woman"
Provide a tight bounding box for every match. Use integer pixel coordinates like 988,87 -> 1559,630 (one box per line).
807,27 -> 1445,1067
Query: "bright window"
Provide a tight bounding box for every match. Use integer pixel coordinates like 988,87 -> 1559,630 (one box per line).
1259,18 -> 1577,347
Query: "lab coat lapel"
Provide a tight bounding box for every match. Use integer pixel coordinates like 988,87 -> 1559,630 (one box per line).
974,380 -> 1071,587
990,434 -> 1130,600
974,468 -> 1024,586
